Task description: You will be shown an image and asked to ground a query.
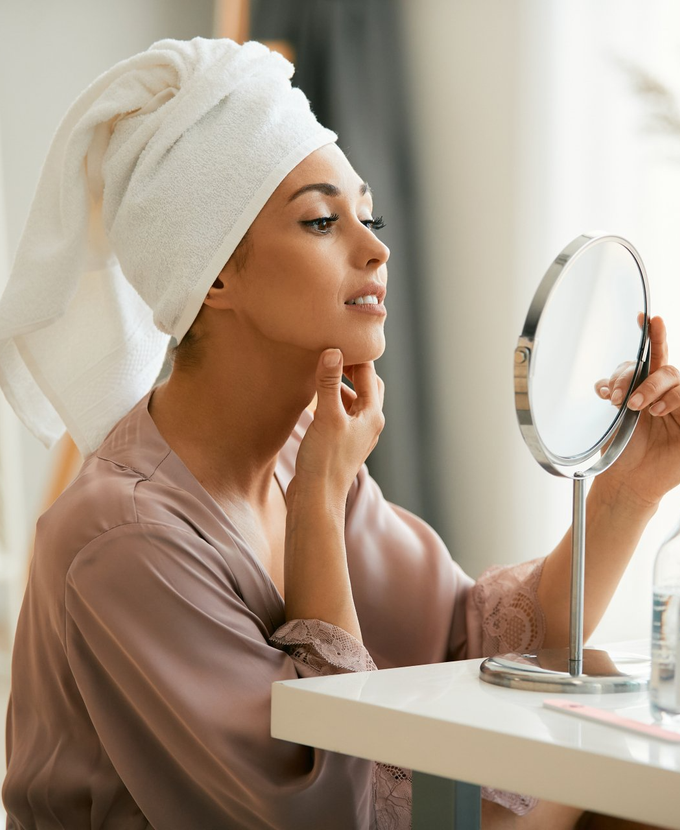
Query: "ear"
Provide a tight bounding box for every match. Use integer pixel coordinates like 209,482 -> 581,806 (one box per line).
203,270 -> 232,310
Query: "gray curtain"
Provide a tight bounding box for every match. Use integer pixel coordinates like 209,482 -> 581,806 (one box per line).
250,0 -> 442,532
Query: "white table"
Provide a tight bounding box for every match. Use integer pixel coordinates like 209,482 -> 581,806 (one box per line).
271,643 -> 680,829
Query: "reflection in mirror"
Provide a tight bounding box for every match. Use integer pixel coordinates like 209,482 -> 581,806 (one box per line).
530,241 -> 646,460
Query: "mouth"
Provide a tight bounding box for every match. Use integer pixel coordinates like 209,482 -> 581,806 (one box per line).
344,284 -> 387,306
345,295 -> 380,306
344,295 -> 387,317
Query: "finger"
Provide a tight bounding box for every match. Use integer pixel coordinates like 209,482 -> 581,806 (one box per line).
343,363 -> 384,412
340,381 -> 357,413
314,349 -> 345,416
595,362 -> 636,400
349,361 -> 380,409
594,378 -> 611,399
340,380 -> 357,400
649,315 -> 669,375
608,364 -> 637,406
376,374 -> 385,410
647,385 -> 680,417
627,364 -> 680,411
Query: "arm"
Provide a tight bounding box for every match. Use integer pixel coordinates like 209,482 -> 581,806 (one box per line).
283,349 -> 385,643
537,482 -> 656,647
284,483 -> 362,641
539,315 -> 680,647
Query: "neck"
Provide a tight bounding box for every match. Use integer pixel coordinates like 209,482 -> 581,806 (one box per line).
149,339 -> 317,508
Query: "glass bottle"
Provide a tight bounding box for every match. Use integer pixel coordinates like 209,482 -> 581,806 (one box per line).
651,520 -> 680,723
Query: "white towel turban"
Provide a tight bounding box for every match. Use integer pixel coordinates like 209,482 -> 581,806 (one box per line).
0,37 -> 337,456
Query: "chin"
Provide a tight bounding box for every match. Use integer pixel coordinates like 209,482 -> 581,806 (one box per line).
341,336 -> 386,367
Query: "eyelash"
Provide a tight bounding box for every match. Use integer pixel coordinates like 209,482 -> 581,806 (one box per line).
301,214 -> 386,234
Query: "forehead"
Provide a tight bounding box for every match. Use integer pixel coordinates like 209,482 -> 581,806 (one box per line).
276,144 -> 365,200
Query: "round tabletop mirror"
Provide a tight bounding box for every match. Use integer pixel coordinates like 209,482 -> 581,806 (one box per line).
481,232 -> 651,693
516,233 -> 650,477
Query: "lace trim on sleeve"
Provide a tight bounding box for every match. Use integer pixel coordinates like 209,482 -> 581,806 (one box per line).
482,787 -> 538,815
269,618 -> 377,675
472,556 -> 546,656
271,621 -> 415,828
373,764 -> 412,830
371,766 -> 538,826
467,559 -> 544,816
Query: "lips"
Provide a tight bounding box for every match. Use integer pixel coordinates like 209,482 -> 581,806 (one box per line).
344,283 -> 387,305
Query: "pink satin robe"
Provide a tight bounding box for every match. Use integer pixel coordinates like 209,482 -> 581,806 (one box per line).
3,394 -> 545,829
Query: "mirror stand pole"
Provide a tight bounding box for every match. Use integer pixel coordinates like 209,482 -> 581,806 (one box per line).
569,476 -> 586,677
480,467 -> 648,691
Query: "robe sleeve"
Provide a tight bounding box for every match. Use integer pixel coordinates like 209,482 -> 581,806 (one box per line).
64,522 -> 375,830
464,557 -> 547,659
270,619 -> 377,676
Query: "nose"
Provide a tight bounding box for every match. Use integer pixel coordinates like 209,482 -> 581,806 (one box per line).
371,236 -> 390,267
358,223 -> 390,269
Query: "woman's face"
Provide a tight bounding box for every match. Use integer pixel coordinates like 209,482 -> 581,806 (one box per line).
217,144 -> 390,367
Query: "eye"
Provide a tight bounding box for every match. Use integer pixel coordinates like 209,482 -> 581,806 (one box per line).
362,215 -> 386,231
301,213 -> 340,233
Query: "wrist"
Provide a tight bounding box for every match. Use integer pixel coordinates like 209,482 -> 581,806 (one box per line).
286,474 -> 348,512
589,474 -> 661,519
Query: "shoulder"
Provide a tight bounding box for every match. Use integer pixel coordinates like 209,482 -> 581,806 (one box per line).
35,449 -> 225,586
64,518 -> 238,606
36,454 -> 141,568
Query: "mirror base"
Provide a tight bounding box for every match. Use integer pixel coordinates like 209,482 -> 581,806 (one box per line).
480,648 -> 649,693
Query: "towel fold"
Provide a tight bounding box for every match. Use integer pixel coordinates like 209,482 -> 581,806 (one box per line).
0,37 -> 336,455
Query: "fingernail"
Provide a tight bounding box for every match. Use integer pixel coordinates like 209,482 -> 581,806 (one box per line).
650,401 -> 666,416
599,386 -> 610,399
323,349 -> 342,368
611,390 -> 623,405
628,393 -> 643,409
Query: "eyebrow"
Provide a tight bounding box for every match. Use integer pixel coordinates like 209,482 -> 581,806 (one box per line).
287,181 -> 372,203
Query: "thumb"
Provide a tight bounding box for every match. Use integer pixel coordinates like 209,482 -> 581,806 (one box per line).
315,349 -> 344,413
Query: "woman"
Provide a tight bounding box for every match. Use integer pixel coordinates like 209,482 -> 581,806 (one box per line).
1,37 -> 678,830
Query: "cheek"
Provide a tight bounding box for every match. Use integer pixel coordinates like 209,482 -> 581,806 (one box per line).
259,240 -> 340,306
236,263 -> 337,344
256,236 -> 323,284
235,235 -> 361,347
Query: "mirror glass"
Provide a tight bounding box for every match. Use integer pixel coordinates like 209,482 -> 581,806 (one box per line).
530,240 -> 647,460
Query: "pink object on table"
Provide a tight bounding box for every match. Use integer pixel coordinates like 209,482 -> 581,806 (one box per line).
544,699 -> 680,742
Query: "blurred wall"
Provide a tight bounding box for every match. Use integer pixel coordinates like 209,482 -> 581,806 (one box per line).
400,0 -> 680,642
0,0 -> 214,540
